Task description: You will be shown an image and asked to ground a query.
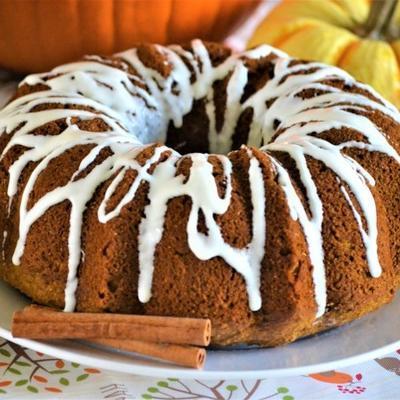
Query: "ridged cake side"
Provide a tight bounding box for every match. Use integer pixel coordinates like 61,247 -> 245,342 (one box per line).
0,41 -> 399,346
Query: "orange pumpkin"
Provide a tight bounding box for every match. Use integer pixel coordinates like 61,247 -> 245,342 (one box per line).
0,0 -> 259,73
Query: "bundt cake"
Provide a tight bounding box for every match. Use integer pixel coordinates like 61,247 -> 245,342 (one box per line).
0,40 -> 399,347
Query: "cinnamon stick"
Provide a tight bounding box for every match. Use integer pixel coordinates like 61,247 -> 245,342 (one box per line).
12,306 -> 211,347
89,338 -> 206,369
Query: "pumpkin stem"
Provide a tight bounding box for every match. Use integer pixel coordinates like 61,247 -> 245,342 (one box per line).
356,0 -> 399,40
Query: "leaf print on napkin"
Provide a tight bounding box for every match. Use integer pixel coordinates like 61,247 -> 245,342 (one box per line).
141,378 -> 295,400
309,371 -> 352,384
375,357 -> 400,375
0,339 -> 101,395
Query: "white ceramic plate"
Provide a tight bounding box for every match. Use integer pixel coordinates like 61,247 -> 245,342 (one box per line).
1,281 -> 399,379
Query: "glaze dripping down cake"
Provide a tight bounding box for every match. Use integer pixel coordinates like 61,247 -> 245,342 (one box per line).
0,40 -> 399,346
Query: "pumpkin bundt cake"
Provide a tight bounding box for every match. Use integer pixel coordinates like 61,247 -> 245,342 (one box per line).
0,40 -> 399,346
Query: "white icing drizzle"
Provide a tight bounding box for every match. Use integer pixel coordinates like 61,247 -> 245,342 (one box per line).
270,157 -> 326,317
340,184 -> 381,278
0,40 -> 399,317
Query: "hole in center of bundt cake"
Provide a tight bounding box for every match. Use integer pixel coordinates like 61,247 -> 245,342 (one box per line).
164,100 -> 214,155
162,100 -> 256,155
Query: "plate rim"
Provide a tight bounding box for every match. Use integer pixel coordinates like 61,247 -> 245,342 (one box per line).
1,326 -> 399,379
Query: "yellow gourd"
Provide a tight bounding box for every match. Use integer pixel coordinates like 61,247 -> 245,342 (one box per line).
248,0 -> 400,107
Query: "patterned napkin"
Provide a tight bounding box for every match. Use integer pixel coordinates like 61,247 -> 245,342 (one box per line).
0,338 -> 399,399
